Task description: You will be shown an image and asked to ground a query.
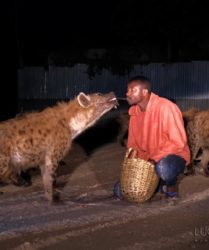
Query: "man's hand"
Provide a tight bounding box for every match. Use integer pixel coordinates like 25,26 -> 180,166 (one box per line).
127,148 -> 138,159
148,159 -> 156,165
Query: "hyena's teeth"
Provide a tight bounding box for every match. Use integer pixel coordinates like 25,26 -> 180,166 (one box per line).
114,105 -> 117,109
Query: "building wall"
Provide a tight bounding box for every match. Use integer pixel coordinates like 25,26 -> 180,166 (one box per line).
18,61 -> 209,113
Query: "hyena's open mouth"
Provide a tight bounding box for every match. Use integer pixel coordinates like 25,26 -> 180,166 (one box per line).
108,97 -> 119,109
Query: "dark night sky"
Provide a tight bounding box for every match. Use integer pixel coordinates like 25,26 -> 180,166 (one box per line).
1,0 -> 209,119
4,0 -> 209,64
14,0 -> 209,54
15,0 -> 114,55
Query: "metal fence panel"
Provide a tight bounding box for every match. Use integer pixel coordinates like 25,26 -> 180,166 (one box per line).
18,61 -> 209,112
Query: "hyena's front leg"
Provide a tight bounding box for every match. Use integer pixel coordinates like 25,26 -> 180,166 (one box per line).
40,159 -> 60,203
200,149 -> 209,176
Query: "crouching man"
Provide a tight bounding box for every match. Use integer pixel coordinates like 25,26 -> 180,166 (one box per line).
113,76 -> 190,202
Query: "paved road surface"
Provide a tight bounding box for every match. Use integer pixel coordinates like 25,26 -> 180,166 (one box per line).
0,142 -> 209,250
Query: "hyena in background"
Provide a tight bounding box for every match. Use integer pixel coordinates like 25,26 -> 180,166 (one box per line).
183,108 -> 209,176
0,92 -> 118,203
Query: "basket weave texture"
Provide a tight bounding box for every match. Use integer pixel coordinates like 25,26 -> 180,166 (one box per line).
120,148 -> 159,203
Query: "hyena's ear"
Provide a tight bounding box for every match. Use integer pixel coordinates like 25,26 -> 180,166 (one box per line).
77,92 -> 91,108
182,108 -> 199,122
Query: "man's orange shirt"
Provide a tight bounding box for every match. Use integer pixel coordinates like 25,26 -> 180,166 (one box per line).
127,93 -> 190,165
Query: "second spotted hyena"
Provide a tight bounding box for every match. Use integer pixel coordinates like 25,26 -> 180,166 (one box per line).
183,108 -> 209,175
0,92 -> 118,203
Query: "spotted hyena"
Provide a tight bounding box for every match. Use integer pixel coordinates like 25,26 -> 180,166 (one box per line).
0,92 -> 118,203
183,108 -> 209,176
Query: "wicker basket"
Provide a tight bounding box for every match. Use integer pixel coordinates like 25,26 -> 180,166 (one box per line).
120,148 -> 159,203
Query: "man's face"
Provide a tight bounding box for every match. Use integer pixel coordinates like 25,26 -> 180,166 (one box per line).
126,81 -> 145,105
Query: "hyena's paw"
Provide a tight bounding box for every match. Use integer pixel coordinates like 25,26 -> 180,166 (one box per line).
11,172 -> 32,187
51,191 -> 64,205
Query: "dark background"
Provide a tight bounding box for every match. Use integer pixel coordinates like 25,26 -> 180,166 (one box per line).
2,0 -> 209,120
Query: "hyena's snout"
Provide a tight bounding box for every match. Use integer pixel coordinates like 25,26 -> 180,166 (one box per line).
105,92 -> 119,108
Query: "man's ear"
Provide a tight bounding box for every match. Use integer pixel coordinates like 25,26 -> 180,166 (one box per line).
142,89 -> 148,95
77,92 -> 91,108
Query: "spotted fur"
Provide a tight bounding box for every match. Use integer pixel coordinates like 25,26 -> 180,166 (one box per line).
0,92 -> 118,202
183,108 -> 209,175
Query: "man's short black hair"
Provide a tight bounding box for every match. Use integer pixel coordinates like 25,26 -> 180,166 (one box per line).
128,75 -> 151,93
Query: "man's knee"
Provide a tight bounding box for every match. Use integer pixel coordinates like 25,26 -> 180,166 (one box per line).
155,155 -> 185,184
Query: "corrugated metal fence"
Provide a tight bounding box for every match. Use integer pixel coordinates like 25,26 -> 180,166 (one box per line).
18,61 -> 209,113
